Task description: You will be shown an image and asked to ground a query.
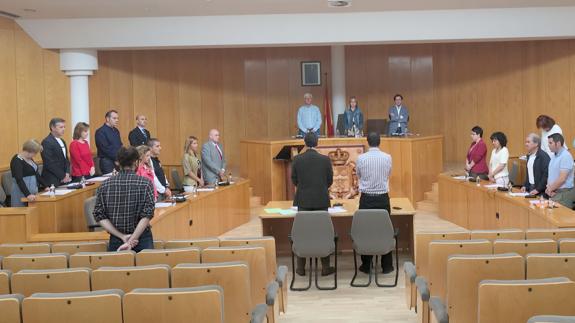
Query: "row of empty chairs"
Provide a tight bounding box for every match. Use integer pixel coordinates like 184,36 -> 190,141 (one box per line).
0,285 -> 267,323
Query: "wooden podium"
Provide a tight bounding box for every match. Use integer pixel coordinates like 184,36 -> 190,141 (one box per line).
240,135 -> 443,204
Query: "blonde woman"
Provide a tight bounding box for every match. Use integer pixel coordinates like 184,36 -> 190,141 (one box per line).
135,145 -> 157,200
183,136 -> 204,187
10,140 -> 47,207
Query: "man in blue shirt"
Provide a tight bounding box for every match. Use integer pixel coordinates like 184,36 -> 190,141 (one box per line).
545,133 -> 575,208
297,93 -> 322,137
95,110 -> 123,174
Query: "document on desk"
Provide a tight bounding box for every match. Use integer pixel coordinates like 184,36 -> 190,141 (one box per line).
155,202 -> 173,208
509,192 -> 530,197
328,207 -> 347,214
452,175 -> 468,180
278,209 -> 296,215
40,189 -> 75,196
87,176 -> 109,182
264,208 -> 283,214
483,184 -> 503,188
196,188 -> 215,192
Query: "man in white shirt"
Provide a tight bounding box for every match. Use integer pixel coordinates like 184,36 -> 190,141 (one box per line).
521,133 -> 550,196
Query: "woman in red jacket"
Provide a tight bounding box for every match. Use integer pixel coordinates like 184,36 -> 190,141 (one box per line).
70,122 -> 95,181
465,125 -> 489,180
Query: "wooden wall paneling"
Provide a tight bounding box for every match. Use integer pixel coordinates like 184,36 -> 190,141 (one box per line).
222,49 -> 246,170
14,25 -> 46,147
89,51 -> 111,147
365,45 -> 388,120
345,46 -> 369,122
522,41 -> 546,145
0,19 -> 19,168
244,48 -> 268,139
287,48 -> 306,136
199,49 -> 224,145
132,51 -> 158,138
433,44 -> 456,163
107,51 -> 134,146
155,50 -> 181,165
265,48 -> 291,138
409,44 -> 435,136
387,46 -> 413,126
178,50 -> 204,156
42,49 -> 71,143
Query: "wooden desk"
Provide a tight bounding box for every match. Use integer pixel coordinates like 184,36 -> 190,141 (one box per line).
438,173 -> 575,230
26,183 -> 100,233
259,198 -> 416,259
240,135 -> 443,204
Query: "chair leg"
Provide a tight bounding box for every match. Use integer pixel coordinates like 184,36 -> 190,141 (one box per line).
290,252 -> 312,291
315,242 -> 338,290
350,249 -> 372,287
375,241 -> 399,288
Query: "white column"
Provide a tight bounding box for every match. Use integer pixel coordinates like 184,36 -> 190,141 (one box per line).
60,49 -> 98,128
330,45 -> 346,134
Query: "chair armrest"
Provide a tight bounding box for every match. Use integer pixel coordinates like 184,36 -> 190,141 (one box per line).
266,281 -> 280,306
394,227 -> 400,238
250,303 -> 268,323
415,276 -> 430,301
403,262 -> 416,283
276,265 -> 288,287
429,296 -> 449,323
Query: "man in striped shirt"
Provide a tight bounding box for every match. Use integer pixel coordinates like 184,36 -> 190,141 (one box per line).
356,132 -> 394,274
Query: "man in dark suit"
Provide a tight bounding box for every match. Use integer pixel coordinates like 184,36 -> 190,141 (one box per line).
291,132 -> 335,276
521,133 -> 550,196
95,110 -> 122,174
41,118 -> 72,187
128,114 -> 151,147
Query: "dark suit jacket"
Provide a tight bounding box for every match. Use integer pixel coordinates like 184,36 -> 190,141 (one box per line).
523,149 -> 550,194
41,134 -> 70,187
291,149 -> 333,209
128,127 -> 151,147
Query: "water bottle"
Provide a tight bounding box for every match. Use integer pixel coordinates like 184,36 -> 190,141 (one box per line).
507,182 -> 513,195
192,185 -> 198,198
227,172 -> 232,184
476,176 -> 480,187
49,184 -> 55,198
80,176 -> 86,188
215,181 -> 219,190
539,194 -> 545,209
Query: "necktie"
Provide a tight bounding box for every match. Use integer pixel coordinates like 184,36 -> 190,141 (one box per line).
141,128 -> 147,139
215,144 -> 223,160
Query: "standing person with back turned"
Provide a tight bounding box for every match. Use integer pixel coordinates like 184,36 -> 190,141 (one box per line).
95,110 -> 122,174
291,132 -> 335,276
202,129 -> 227,186
521,133 -> 550,197
355,132 -> 394,274
41,118 -> 72,187
93,146 -> 155,252
128,114 -> 151,147
387,94 -> 409,136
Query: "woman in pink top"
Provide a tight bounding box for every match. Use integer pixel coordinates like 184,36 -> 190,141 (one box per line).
70,122 -> 95,181
136,145 -> 158,200
465,126 -> 489,180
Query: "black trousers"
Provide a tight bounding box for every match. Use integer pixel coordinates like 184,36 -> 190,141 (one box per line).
358,193 -> 393,271
296,207 -> 331,270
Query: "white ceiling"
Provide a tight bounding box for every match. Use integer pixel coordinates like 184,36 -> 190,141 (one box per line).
3,0 -> 575,19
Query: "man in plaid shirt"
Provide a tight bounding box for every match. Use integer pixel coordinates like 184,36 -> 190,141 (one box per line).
93,146 -> 155,252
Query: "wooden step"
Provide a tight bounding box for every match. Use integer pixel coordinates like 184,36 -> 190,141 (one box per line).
250,196 -> 262,208
431,182 -> 439,193
424,191 -> 438,202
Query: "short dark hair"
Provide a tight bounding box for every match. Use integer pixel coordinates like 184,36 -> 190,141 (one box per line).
105,110 -> 118,119
549,133 -> 565,145
49,117 -> 65,131
147,138 -> 160,147
471,126 -> 483,138
489,132 -> 507,147
116,146 -> 140,168
304,132 -> 318,148
367,132 -> 380,147
536,115 -> 555,130
393,94 -> 403,100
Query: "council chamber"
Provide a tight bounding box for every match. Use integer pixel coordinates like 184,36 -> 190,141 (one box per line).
2,1 -> 575,323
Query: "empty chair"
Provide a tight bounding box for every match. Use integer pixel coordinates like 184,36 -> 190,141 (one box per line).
350,209 -> 399,287
23,289 -> 124,323
0,243 -> 51,257
11,268 -> 91,297
171,169 -> 183,192
202,246 -> 279,323
526,229 -> 575,240
403,262 -> 416,310
559,238 -> 575,253
172,262 -> 253,323
83,196 -> 101,232
527,253 -> 575,281
1,171 -> 12,198
153,240 -> 164,249
0,294 -> 24,323
470,229 -> 524,241
69,251 -> 135,269
123,287 -> 227,323
289,211 -> 338,291
478,278 -> 575,323
165,238 -> 219,250
493,239 -> 557,256
2,253 -> 68,272
509,159 -> 521,186
92,265 -> 170,293
429,253 -> 524,323
1,269 -> 11,294
528,316 -> 575,323
51,241 -> 107,254
136,247 -> 200,267
0,182 -> 6,207
219,236 -> 289,313
413,231 -> 470,278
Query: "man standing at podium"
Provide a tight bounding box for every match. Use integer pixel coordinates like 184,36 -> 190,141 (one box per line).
297,93 -> 322,137
387,94 -> 409,136
202,129 -> 226,185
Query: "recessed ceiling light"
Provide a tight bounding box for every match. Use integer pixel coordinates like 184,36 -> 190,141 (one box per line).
328,0 -> 352,8
23,8 -> 37,13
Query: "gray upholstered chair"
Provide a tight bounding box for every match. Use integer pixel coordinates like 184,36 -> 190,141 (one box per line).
289,211 -> 337,291
1,171 -> 12,203
84,196 -> 101,232
509,159 -> 520,187
528,316 -> 575,323
350,209 -> 399,287
0,184 -> 6,207
171,169 -> 183,193
93,157 -> 102,177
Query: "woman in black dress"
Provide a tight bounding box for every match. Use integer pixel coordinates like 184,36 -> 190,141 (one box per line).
10,139 -> 47,207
